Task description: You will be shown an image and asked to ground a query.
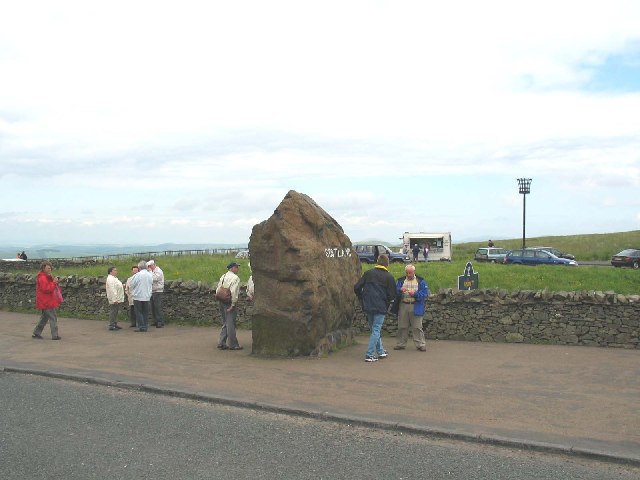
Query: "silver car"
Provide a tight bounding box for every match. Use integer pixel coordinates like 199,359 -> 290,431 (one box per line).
474,247 -> 508,264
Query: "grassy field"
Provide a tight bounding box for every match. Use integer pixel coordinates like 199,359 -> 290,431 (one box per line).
452,230 -> 640,261
40,258 -> 637,297
18,230 -> 638,295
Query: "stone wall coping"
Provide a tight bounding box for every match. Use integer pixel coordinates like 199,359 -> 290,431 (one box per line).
3,272 -> 637,303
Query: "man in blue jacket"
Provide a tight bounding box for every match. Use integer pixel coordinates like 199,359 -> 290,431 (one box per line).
392,264 -> 429,351
354,254 -> 396,363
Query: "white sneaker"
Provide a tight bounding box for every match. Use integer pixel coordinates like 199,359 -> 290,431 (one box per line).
364,355 -> 378,362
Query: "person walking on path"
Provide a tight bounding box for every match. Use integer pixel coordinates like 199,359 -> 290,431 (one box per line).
32,261 -> 62,340
354,254 -> 396,362
423,244 -> 429,262
147,259 -> 165,328
216,262 -> 243,350
392,264 -> 429,351
129,260 -> 153,332
105,266 -> 124,331
124,265 -> 139,327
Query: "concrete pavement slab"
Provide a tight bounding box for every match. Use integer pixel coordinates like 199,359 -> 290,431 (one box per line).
1,311 -> 638,464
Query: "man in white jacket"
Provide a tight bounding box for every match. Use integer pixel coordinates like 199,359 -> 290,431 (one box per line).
105,266 -> 124,331
130,260 -> 153,332
147,259 -> 165,328
216,262 -> 242,350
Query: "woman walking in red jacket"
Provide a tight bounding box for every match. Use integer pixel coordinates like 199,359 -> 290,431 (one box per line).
32,261 -> 62,340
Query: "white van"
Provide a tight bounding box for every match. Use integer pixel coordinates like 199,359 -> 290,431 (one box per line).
401,232 -> 452,262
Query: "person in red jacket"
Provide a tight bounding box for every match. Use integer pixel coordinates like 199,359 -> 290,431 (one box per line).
32,261 -> 62,340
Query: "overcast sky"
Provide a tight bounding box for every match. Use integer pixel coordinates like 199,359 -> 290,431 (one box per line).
1,1 -> 639,247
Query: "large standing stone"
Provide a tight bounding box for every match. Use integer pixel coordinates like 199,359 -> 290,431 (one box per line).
249,190 -> 361,356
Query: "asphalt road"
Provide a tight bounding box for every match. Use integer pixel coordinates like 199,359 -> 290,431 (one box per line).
1,373 -> 638,480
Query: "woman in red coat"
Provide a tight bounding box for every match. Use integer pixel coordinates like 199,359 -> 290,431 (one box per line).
33,261 -> 62,340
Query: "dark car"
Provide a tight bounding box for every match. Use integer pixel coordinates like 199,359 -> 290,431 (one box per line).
474,247 -> 508,263
610,249 -> 640,269
530,246 -> 575,260
354,244 -> 409,264
504,248 -> 578,266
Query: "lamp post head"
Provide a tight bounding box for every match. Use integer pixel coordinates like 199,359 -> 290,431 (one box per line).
517,178 -> 532,194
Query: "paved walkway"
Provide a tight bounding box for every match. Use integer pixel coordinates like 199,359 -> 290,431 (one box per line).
1,311 -> 638,465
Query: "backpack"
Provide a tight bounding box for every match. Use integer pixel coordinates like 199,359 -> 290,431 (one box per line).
215,273 -> 232,304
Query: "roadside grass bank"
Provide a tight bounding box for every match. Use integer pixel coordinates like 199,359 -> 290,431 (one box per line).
453,230 -> 640,261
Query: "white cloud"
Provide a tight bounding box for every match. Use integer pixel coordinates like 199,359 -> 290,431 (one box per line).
1,1 -> 640,246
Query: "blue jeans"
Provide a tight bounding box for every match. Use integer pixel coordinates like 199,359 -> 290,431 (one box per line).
366,312 -> 386,357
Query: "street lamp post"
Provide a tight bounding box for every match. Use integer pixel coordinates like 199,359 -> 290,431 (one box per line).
517,178 -> 532,249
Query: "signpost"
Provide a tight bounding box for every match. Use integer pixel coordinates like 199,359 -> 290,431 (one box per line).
458,262 -> 479,290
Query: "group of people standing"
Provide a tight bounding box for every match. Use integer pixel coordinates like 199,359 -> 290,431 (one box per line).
33,255 -> 418,362
31,258 -> 253,349
105,259 -> 165,332
411,243 -> 429,262
354,255 -> 428,362
105,259 -> 251,349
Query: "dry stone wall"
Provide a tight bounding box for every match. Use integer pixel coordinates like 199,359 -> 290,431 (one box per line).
1,273 -> 638,349
355,288 -> 639,349
0,272 -> 251,328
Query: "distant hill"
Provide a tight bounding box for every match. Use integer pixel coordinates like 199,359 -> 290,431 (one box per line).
352,239 -> 395,247
0,243 -> 247,260
4,230 -> 638,261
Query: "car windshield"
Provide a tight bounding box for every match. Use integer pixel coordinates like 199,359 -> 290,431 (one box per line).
617,249 -> 638,256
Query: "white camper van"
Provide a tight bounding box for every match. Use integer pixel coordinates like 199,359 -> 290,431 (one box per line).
401,232 -> 452,262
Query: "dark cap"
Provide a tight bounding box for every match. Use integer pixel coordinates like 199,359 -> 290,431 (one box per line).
227,262 -> 241,269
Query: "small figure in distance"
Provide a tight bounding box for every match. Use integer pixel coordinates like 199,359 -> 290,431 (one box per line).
392,264 -> 429,352
423,244 -> 429,262
105,266 -> 124,331
20,250 -> 28,260
412,243 -> 421,262
32,261 -> 62,340
487,240 -> 494,247
216,262 -> 243,350
354,254 -> 396,363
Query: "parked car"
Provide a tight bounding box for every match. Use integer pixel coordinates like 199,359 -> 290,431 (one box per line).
235,249 -> 250,259
504,249 -> 578,266
530,246 -> 575,260
354,244 -> 409,264
610,249 -> 640,269
474,247 -> 508,263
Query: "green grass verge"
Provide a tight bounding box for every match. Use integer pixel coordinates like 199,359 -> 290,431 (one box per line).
14,253 -> 638,295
